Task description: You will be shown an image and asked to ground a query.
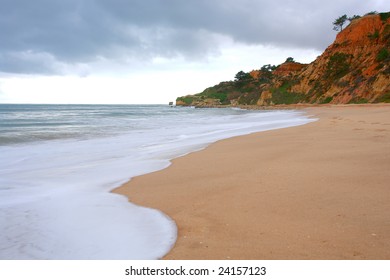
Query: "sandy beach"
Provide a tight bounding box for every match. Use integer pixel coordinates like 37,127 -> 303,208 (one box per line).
114,104 -> 390,259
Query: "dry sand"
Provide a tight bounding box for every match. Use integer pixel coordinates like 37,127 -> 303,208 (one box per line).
114,104 -> 390,259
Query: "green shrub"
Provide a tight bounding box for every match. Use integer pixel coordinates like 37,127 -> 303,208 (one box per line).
368,30 -> 379,40
383,24 -> 390,41
176,96 -> 194,105
377,48 -> 389,62
271,83 -> 306,104
209,92 -> 228,104
321,96 -> 333,104
325,52 -> 352,80
375,93 -> 390,103
356,98 -> 368,104
379,12 -> 390,22
348,97 -> 369,104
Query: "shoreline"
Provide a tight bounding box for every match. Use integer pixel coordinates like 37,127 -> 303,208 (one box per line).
113,104 -> 390,259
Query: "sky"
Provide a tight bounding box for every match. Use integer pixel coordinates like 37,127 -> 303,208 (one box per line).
0,0 -> 388,104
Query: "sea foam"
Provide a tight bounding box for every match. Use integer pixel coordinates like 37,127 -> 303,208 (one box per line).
0,105 -> 315,259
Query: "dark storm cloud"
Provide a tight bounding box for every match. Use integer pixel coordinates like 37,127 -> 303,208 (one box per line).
0,0 -> 387,74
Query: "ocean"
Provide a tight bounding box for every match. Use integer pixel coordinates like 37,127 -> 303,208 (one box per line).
0,104 -> 315,259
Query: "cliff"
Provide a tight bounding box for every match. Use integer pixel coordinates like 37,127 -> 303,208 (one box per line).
176,12 -> 390,106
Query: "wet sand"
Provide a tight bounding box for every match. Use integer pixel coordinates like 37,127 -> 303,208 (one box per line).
114,104 -> 390,259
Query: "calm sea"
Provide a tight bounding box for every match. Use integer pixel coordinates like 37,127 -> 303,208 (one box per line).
0,104 -> 314,259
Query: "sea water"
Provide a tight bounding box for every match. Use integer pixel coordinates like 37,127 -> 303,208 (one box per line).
0,104 -> 315,259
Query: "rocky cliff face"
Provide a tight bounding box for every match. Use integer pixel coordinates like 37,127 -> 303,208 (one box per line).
273,62 -> 307,77
292,14 -> 390,104
176,12 -> 390,106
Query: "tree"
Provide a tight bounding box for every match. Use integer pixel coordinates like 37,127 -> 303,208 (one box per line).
333,14 -> 348,32
348,15 -> 361,23
259,64 -> 275,80
260,64 -> 276,72
234,71 -> 251,81
285,57 -> 295,63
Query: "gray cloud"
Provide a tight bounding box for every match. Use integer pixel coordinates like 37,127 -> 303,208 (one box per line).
0,0 -> 388,74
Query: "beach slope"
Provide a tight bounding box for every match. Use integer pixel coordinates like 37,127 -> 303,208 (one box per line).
114,105 -> 390,259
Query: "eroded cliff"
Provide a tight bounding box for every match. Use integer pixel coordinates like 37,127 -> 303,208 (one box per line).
176,12 -> 390,106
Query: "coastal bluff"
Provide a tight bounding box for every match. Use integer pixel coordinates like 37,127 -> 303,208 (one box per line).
176,12 -> 390,107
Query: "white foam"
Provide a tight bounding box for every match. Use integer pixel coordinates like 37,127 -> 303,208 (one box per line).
0,107 -> 316,259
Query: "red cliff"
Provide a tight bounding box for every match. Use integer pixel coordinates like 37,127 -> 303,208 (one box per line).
177,12 -> 390,106
292,13 -> 390,104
